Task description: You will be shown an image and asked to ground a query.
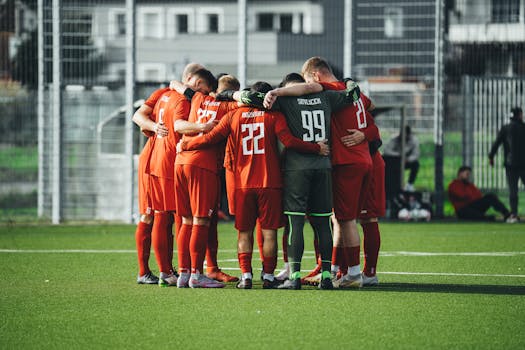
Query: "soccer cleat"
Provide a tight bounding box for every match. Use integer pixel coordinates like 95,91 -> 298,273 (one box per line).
207,269 -> 239,283
319,277 -> 334,290
177,272 -> 190,288
506,214 -> 519,224
275,267 -> 290,281
301,264 -> 321,285
189,275 -> 225,288
277,278 -> 301,290
137,272 -> 159,285
158,273 -> 178,287
236,278 -> 253,289
362,273 -> 379,286
337,273 -> 363,289
262,278 -> 282,289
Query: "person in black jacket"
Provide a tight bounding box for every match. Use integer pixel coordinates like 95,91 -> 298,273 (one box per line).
489,107 -> 525,223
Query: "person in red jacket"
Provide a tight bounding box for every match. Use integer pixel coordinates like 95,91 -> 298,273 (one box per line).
448,166 -> 511,221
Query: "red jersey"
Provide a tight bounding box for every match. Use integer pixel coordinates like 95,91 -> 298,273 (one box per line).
320,81 -> 373,166
183,106 -> 320,189
147,90 -> 190,179
175,92 -> 238,173
448,179 -> 483,211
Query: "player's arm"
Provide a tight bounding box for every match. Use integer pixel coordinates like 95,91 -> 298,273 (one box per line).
174,119 -> 216,135
274,113 -> 329,155
263,83 -> 323,109
132,104 -> 168,137
169,80 -> 198,101
488,127 -> 505,166
180,113 -> 232,151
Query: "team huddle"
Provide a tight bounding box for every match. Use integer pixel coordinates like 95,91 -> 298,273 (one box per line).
132,56 -> 385,290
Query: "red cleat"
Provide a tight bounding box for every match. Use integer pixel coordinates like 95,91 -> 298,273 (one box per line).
207,269 -> 239,283
301,264 -> 322,285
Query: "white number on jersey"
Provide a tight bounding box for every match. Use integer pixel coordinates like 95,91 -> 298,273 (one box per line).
157,108 -> 165,138
241,123 -> 265,155
301,110 -> 326,142
355,99 -> 367,129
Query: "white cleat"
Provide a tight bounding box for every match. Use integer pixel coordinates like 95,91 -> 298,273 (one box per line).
189,275 -> 225,288
361,273 -> 379,286
337,273 -> 363,289
275,267 -> 290,281
158,272 -> 178,287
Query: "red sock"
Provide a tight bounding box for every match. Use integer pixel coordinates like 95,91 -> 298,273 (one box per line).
262,255 -> 277,275
152,212 -> 171,274
238,252 -> 253,274
332,246 -> 343,267
256,220 -> 264,262
177,223 -> 192,273
206,214 -> 219,273
345,246 -> 361,271
166,213 -> 174,273
135,221 -> 152,276
190,224 -> 209,274
174,213 -> 182,238
362,222 -> 380,276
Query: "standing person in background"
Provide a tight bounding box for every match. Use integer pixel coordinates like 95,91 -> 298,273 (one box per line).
489,107 -> 525,223
383,125 -> 420,192
448,166 -> 512,222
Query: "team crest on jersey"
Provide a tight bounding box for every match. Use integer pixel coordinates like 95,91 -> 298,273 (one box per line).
161,95 -> 170,102
242,111 -> 265,118
297,97 -> 322,106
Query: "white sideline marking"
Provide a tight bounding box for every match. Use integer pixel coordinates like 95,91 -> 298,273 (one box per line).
1,249 -> 525,257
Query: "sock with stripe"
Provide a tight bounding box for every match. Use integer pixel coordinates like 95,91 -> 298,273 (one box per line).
135,221 -> 152,276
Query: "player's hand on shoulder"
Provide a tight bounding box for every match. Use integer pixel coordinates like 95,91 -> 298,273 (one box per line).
343,78 -> 361,102
215,90 -> 236,101
263,90 -> 278,109
317,140 -> 330,156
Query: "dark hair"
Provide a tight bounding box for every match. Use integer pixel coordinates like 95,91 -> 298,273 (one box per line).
511,107 -> 522,119
251,81 -> 273,94
458,165 -> 472,175
279,73 -> 305,87
193,68 -> 218,92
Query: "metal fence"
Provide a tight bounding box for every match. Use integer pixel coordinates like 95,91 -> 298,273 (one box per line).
1,0 -> 524,222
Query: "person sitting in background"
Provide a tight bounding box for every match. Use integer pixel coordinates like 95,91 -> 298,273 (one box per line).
448,166 -> 512,222
383,125 -> 420,192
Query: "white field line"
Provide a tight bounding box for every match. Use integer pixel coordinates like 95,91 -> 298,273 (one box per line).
1,249 -> 525,257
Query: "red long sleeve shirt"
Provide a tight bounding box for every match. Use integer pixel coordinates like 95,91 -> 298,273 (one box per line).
447,179 -> 483,212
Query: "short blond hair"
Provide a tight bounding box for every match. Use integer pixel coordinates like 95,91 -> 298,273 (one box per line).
301,56 -> 333,77
182,62 -> 204,82
217,74 -> 240,93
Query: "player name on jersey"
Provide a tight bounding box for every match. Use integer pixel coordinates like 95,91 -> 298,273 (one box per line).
242,111 -> 265,118
297,97 -> 322,106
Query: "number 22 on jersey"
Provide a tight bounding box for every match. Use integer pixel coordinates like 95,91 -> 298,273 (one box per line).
241,122 -> 265,155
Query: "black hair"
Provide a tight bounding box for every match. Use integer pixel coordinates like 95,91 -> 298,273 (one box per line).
511,107 -> 522,119
251,81 -> 273,94
458,165 -> 472,175
279,73 -> 305,88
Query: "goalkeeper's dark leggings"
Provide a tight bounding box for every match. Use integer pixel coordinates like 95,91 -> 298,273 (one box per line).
287,214 -> 332,275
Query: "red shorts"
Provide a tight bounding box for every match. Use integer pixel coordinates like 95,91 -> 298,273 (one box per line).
332,163 -> 372,220
234,188 -> 283,231
175,164 -> 218,218
149,175 -> 176,212
360,153 -> 386,219
137,158 -> 151,215
225,169 -> 235,215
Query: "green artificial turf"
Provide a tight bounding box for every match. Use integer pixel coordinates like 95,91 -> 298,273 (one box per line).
0,222 -> 524,349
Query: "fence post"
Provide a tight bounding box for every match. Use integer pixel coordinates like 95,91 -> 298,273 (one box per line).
51,0 -> 62,224
37,0 -> 44,218
343,0 -> 352,78
124,0 -> 136,223
462,75 -> 474,167
433,0 -> 445,218
237,0 -> 247,89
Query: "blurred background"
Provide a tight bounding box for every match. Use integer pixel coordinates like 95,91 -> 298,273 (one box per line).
0,0 -> 524,223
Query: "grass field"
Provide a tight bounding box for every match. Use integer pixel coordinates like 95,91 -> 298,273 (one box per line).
1,222 -> 524,349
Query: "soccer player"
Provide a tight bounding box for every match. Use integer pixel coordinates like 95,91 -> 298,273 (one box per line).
133,65 -> 216,286
256,73 -> 360,289
300,57 -> 376,288
131,63 -> 205,284
172,74 -> 245,288
169,74 -> 241,284
179,81 -> 329,289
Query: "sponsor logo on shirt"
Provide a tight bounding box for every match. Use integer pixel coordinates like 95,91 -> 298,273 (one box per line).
203,100 -> 221,107
297,97 -> 322,106
242,111 -> 265,118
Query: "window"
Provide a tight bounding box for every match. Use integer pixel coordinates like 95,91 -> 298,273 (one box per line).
117,13 -> 126,36
177,14 -> 189,33
491,0 -> 520,23
279,14 -> 293,33
138,8 -> 164,39
207,14 -> 219,33
257,13 -> 274,31
384,7 -> 403,38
